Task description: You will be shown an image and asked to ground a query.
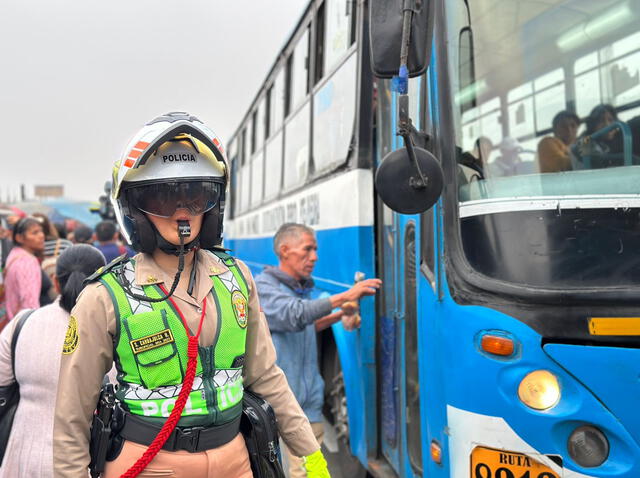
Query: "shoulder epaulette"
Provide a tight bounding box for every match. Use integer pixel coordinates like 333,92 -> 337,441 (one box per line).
209,248 -> 235,266
84,254 -> 131,284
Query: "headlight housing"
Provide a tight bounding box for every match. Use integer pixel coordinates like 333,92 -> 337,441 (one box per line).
517,370 -> 561,410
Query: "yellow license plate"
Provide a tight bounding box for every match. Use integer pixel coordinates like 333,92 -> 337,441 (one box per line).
470,446 -> 560,478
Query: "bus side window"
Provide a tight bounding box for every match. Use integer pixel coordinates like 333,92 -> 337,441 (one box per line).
251,149 -> 264,207
314,2 -> 325,85
285,55 -> 293,118
228,138 -> 238,219
291,27 -> 311,112
250,109 -> 259,155
283,26 -> 312,191
239,126 -> 251,214
265,68 -> 285,201
265,86 -> 272,140
324,0 -> 354,74
272,67 -> 285,133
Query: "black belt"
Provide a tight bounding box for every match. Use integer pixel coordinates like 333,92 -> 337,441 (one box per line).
119,412 -> 240,453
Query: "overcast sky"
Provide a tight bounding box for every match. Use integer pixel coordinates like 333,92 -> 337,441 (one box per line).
0,0 -> 307,202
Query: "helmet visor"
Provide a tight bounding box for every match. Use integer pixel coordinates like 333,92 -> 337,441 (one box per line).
128,181 -> 221,218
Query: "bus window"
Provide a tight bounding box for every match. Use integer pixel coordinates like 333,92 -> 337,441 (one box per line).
574,52 -> 600,118
324,0 -> 353,73
236,164 -> 250,215
575,31 -> 640,119
265,86 -> 272,140
250,150 -> 264,207
255,98 -> 265,151
312,53 -> 357,175
236,127 -> 250,214
284,102 -> 310,190
314,1 -> 325,84
285,55 -> 293,117
507,83 -> 534,142
239,127 -> 247,167
534,69 -> 565,133
273,68 -> 285,132
250,110 -> 257,155
447,0 -> 640,289
264,131 -> 283,201
291,27 -> 311,112
228,138 -> 238,218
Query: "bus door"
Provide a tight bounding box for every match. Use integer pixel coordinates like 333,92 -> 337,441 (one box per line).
375,77 -> 425,477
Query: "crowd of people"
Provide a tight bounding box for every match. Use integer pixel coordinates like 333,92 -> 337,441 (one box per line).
0,216 -> 134,331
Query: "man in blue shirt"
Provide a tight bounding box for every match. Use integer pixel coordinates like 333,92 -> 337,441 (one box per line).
255,223 -> 381,478
94,220 -> 135,263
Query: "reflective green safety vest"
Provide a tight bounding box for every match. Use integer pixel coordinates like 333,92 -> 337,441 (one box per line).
99,251 -> 249,427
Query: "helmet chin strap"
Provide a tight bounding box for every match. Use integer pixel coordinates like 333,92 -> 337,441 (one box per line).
157,227 -> 200,255
118,220 -> 193,303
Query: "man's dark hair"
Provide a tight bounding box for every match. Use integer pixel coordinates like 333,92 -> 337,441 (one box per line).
95,220 -> 117,243
73,225 -> 94,244
552,111 -> 580,131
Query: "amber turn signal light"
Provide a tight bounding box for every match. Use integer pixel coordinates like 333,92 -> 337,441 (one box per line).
481,334 -> 515,356
430,440 -> 442,464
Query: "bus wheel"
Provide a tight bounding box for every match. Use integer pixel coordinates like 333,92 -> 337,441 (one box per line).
324,347 -> 369,478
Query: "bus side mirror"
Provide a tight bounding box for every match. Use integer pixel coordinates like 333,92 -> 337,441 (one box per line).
375,146 -> 443,214
369,0 -> 434,78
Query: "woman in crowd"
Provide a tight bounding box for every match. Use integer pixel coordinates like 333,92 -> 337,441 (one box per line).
3,217 -> 46,322
0,244 -> 106,478
33,213 -> 72,292
32,213 -> 73,260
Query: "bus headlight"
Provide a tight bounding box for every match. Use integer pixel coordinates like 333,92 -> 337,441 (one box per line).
517,370 -> 560,410
567,425 -> 609,467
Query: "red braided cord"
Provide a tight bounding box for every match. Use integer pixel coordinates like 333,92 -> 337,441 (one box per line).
120,337 -> 199,478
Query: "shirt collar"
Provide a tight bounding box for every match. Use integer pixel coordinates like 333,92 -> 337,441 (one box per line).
134,249 -> 230,288
263,266 -> 315,292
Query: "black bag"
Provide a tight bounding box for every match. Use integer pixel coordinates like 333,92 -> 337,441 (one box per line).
241,389 -> 286,478
0,309 -> 34,465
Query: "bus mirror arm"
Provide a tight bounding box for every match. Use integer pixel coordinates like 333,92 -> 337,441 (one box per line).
397,93 -> 429,190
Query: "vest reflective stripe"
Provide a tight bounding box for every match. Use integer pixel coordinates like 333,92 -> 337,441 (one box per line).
100,253 -> 249,427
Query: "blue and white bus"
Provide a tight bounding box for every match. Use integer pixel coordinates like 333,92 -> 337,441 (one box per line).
225,0 -> 640,476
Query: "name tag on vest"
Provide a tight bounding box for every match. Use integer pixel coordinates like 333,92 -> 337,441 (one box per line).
130,329 -> 175,354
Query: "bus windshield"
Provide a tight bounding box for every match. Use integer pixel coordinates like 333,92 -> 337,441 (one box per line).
447,0 -> 640,290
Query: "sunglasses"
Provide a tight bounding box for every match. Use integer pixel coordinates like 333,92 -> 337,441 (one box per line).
127,181 -> 221,218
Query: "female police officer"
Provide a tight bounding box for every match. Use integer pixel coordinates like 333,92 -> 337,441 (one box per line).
52,113 -> 329,478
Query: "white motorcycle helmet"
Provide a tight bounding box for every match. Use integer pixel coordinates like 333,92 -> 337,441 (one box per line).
111,112 -> 228,254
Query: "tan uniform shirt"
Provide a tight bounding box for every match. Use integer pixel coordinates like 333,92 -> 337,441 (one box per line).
53,250 -> 319,478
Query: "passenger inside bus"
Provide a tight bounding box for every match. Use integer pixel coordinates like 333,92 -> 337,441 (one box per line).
488,137 -> 536,177
537,111 -> 579,173
458,136 -> 492,181
572,104 -> 628,169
